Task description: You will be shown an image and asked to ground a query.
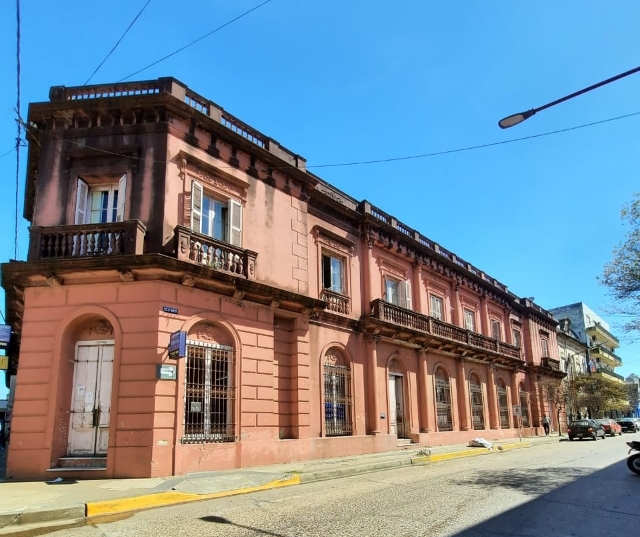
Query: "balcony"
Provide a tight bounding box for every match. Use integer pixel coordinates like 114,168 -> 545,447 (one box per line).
541,357 -> 561,371
320,289 -> 350,315
586,322 -> 620,349
589,345 -> 623,368
595,366 -> 625,383
28,220 -> 146,261
174,226 -> 257,280
367,300 -> 523,364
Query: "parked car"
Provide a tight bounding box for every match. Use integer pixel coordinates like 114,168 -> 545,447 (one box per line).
567,419 -> 606,441
617,418 -> 640,433
595,418 -> 622,436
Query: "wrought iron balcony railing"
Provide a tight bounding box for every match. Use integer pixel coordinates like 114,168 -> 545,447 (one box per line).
28,220 -> 146,261
370,299 -> 522,360
174,226 -> 257,280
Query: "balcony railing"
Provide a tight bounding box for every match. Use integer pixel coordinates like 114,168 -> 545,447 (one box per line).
595,366 -> 625,382
28,220 -> 146,261
320,289 -> 350,315
370,300 -> 522,361
174,226 -> 257,280
589,345 -> 623,366
541,357 -> 561,371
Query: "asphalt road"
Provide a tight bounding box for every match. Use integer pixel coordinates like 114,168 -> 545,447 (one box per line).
22,434 -> 640,537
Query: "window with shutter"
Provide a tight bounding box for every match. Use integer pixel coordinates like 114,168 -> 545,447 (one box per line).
385,277 -> 400,306
191,180 -> 243,246
322,253 -> 345,294
491,320 -> 501,341
464,309 -> 476,332
430,295 -> 443,320
512,329 -> 522,348
75,175 -> 125,225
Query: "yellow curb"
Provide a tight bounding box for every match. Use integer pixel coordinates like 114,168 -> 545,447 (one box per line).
411,442 -> 532,465
86,474 -> 300,518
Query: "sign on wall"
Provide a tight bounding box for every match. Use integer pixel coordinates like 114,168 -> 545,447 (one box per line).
156,364 -> 177,380
0,325 -> 11,348
168,331 -> 187,359
513,405 -> 522,416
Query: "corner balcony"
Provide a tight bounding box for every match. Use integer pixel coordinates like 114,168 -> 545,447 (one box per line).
364,299 -> 523,366
589,345 -> 623,368
28,220 -> 146,261
541,357 -> 561,371
174,226 -> 257,280
586,322 -> 619,349
595,366 -> 625,383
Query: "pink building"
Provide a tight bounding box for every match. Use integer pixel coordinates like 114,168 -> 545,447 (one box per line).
1,78 -> 564,480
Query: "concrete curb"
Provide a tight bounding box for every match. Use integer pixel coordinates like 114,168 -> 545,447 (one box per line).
0,505 -> 85,531
411,441 -> 531,465
86,474 -> 300,518
0,438 -> 559,532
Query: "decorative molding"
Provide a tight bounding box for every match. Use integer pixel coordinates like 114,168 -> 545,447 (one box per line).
312,226 -> 355,256
389,359 -> 402,373
181,275 -> 195,287
197,324 -> 217,341
378,257 -> 408,279
46,274 -> 62,287
233,289 -> 245,300
118,270 -> 135,282
189,166 -> 246,201
88,319 -> 113,336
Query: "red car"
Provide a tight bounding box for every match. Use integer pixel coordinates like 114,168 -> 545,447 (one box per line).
595,418 -> 622,436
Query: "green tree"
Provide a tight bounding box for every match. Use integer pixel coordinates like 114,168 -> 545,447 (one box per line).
570,374 -> 629,418
601,193 -> 640,335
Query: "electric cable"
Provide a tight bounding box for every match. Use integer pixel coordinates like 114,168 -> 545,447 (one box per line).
119,0 -> 273,81
84,0 -> 153,86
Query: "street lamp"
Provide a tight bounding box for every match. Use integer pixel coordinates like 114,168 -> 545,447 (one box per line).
498,65 -> 640,129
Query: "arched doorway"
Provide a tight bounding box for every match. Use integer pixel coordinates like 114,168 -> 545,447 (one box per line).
67,319 -> 115,456
497,378 -> 510,429
435,366 -> 453,431
388,359 -> 407,438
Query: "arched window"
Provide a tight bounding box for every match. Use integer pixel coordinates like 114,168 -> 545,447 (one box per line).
183,324 -> 236,443
469,373 -> 485,430
435,367 -> 453,431
497,378 -> 510,429
324,349 -> 353,436
519,383 -> 530,427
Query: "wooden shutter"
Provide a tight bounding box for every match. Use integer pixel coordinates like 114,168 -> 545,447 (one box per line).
75,178 -> 89,224
228,199 -> 243,246
191,180 -> 203,233
399,280 -> 411,309
116,174 -> 127,222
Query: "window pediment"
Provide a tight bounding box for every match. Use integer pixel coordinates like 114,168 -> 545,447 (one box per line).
179,150 -> 249,200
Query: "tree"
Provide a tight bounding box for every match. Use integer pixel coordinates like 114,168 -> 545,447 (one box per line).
569,374 -> 629,418
601,193 -> 640,336
539,378 -> 568,435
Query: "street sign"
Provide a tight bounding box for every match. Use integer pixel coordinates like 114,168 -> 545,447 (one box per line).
513,405 -> 522,416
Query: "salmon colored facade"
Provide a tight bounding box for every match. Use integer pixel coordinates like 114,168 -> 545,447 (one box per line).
1,78 -> 565,480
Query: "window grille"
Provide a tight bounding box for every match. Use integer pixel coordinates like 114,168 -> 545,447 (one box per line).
182,342 -> 235,443
435,369 -> 453,431
469,376 -> 485,430
520,392 -> 530,427
324,363 -> 353,436
497,382 -> 510,429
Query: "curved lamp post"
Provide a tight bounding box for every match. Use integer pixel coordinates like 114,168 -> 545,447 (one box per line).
498,65 -> 640,129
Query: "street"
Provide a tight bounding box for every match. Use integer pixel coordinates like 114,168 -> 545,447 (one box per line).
19,435 -> 640,537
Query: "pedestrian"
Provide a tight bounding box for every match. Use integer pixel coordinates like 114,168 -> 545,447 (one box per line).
542,415 -> 551,436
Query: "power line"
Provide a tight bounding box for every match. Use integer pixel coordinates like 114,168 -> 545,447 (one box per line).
0,147 -> 14,160
56,108 -> 640,172
119,0 -> 273,81
84,0 -> 153,86
14,0 -> 21,260
310,110 -> 640,168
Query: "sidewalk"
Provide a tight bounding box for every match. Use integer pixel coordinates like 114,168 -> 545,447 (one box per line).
0,435 -> 560,534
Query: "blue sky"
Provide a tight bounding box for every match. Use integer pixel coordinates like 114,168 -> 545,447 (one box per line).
1,1 -> 639,397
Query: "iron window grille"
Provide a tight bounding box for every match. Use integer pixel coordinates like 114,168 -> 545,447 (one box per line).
182,342 -> 236,443
435,371 -> 453,431
497,383 -> 510,429
324,363 -> 353,436
519,392 -> 530,427
469,377 -> 485,430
